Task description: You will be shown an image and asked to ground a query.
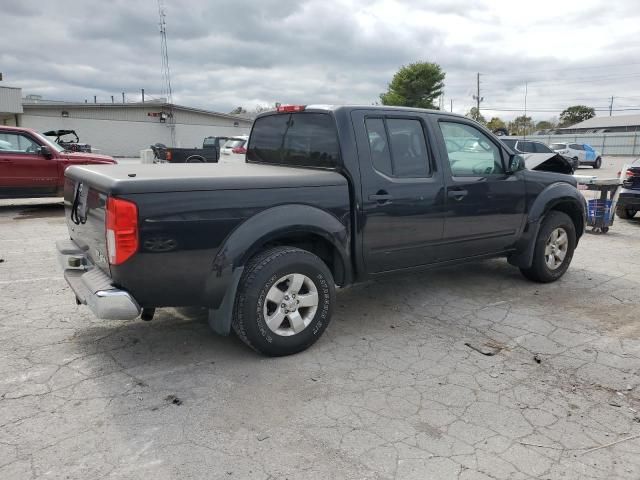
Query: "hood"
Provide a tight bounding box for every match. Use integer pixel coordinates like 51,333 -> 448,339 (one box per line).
63,151 -> 117,163
522,153 -> 573,174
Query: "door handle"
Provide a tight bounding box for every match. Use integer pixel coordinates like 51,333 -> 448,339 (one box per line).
369,191 -> 393,204
447,189 -> 468,201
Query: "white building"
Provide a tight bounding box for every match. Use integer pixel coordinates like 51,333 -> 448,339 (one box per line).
1,86 -> 253,157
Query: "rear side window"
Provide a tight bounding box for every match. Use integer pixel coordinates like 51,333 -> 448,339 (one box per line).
247,113 -> 339,167
364,117 -> 430,178
518,141 -> 535,153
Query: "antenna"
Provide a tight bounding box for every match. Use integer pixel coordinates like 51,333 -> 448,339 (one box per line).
158,0 -> 176,146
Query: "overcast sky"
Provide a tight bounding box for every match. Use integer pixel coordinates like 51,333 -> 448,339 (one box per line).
2,0 -> 640,121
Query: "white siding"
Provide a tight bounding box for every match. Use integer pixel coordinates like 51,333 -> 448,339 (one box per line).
20,105 -> 252,157
0,87 -> 23,114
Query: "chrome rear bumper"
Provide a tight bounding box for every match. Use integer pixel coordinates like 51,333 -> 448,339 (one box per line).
56,239 -> 141,320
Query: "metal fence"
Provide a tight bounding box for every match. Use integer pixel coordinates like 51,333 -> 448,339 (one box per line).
506,132 -> 640,156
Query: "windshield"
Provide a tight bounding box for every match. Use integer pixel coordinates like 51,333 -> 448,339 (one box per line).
224,138 -> 246,148
501,139 -> 518,149
34,131 -> 66,152
550,143 -> 566,150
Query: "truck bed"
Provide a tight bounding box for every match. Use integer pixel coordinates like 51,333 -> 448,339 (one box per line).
65,163 -> 347,194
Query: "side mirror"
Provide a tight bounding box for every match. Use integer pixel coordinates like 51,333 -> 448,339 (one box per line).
507,153 -> 524,173
38,145 -> 53,158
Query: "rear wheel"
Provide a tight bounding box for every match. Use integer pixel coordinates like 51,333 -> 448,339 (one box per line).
593,157 -> 602,169
616,205 -> 637,219
232,247 -> 335,356
520,211 -> 576,283
186,156 -> 204,163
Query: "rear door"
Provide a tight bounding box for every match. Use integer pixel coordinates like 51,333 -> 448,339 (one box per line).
0,131 -> 58,197
351,110 -> 445,273
433,119 -> 526,260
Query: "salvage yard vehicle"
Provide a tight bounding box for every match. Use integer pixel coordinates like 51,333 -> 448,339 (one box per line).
43,129 -> 92,153
551,142 -> 602,169
152,136 -> 230,163
57,105 -> 586,356
0,126 -> 116,199
500,138 -> 577,172
219,135 -> 248,163
616,158 -> 640,219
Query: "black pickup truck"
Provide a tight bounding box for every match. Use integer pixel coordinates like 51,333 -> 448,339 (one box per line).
57,105 -> 586,356
151,136 -> 231,163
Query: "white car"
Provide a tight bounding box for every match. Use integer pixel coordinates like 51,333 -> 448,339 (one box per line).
219,135 -> 248,163
550,142 -> 602,169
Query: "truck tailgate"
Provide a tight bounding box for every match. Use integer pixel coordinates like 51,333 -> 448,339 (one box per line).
63,176 -> 111,275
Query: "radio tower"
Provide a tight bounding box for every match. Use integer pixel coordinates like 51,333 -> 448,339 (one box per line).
158,0 -> 176,146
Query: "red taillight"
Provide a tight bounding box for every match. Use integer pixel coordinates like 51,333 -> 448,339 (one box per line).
276,105 -> 305,112
106,197 -> 138,265
166,150 -> 173,161
231,146 -> 247,154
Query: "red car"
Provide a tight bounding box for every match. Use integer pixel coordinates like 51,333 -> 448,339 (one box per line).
0,126 -> 116,198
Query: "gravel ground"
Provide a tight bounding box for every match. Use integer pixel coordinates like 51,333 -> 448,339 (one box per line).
1,157 -> 639,479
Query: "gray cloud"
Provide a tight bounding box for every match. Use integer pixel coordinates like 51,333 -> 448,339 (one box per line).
1,0 -> 640,120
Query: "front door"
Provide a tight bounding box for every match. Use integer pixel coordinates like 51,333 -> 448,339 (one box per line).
433,119 -> 526,260
0,131 -> 58,198
351,110 -> 445,273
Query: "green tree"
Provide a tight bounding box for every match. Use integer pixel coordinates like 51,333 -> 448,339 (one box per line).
466,107 -> 486,124
229,106 -> 247,115
509,115 -> 534,136
380,62 -> 445,109
487,117 -> 506,132
535,120 -> 555,130
559,105 -> 595,127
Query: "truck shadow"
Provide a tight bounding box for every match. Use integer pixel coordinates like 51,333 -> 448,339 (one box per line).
11,203 -> 64,220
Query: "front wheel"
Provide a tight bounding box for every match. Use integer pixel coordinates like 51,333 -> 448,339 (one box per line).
520,211 -> 576,283
593,157 -> 602,169
232,247 -> 335,356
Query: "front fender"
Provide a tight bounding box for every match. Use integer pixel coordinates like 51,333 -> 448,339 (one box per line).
527,181 -> 585,225
509,181 -> 586,268
205,204 -> 351,334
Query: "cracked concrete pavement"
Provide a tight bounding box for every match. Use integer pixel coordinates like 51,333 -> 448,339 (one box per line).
1,159 -> 640,479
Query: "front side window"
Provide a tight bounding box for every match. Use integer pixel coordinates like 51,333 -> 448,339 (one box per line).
439,122 -> 504,176
550,143 -> 566,150
247,113 -> 340,168
0,132 -> 40,153
534,142 -> 553,153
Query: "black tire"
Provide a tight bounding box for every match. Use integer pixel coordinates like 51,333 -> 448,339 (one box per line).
520,211 -> 576,283
186,156 -> 204,163
616,205 -> 637,219
232,246 -> 335,356
593,157 -> 602,169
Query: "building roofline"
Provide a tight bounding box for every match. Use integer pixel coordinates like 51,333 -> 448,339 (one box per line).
21,100 -> 253,122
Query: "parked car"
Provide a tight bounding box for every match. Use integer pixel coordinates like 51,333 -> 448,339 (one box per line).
616,159 -> 640,219
57,105 -> 586,356
152,136 -> 230,163
501,138 -> 578,172
219,135 -> 249,163
43,129 -> 92,153
550,142 -> 602,169
0,126 -> 116,199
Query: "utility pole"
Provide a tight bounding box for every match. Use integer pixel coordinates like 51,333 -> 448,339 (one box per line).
142,88 -> 145,103
472,73 -> 483,120
450,99 -> 453,113
111,95 -> 114,103
122,92 -> 125,103
609,96 -> 614,116
523,82 -> 528,140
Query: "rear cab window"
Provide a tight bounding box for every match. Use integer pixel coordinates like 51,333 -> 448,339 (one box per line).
364,117 -> 430,178
247,113 -> 340,168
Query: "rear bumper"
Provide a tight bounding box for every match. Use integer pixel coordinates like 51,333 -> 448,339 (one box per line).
57,239 -> 141,320
618,189 -> 640,208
